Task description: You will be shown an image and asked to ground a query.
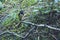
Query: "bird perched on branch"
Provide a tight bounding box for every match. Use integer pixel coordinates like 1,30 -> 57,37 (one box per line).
17,10 -> 24,27
18,10 -> 29,21
18,10 -> 24,21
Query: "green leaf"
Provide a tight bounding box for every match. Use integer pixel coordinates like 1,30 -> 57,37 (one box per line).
0,1 -> 3,10
21,0 -> 37,8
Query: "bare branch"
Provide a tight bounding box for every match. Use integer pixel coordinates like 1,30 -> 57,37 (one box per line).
24,26 -> 36,38
0,21 -> 60,39
0,30 -> 24,38
49,33 -> 58,40
21,21 -> 60,31
0,26 -> 36,38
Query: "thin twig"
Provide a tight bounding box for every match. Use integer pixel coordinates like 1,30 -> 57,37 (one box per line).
49,33 -> 58,40
0,30 -> 24,38
0,26 -> 36,38
21,21 -> 60,31
24,26 -> 36,38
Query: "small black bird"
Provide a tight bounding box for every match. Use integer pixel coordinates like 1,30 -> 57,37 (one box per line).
19,10 -> 24,15
17,10 -> 24,28
18,10 -> 24,20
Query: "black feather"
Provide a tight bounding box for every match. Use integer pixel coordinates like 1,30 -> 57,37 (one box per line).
19,10 -> 24,15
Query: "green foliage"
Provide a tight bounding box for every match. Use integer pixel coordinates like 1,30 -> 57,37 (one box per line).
2,11 -> 19,27
0,0 -> 60,40
21,0 -> 37,8
0,0 -> 5,2
0,1 -> 3,10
